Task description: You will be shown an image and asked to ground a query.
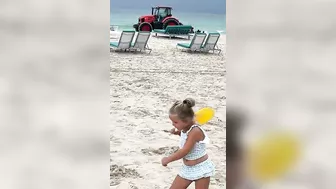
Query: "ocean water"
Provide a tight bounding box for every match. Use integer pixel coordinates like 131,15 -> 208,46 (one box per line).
110,9 -> 226,33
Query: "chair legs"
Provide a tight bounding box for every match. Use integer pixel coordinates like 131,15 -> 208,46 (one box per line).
145,45 -> 152,54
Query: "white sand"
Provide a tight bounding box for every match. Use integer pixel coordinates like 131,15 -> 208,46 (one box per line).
110,34 -> 226,188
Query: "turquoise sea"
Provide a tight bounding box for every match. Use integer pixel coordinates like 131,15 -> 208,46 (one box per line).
110,9 -> 226,33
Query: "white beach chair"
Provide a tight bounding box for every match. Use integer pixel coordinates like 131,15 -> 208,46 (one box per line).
110,30 -> 135,51
176,33 -> 207,52
201,32 -> 221,54
130,32 -> 152,54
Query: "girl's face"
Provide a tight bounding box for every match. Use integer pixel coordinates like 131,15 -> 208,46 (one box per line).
169,114 -> 192,131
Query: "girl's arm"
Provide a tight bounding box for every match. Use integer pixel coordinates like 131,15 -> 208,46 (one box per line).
166,127 -> 204,163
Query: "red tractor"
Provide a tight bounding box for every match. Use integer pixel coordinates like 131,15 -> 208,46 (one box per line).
133,6 -> 189,32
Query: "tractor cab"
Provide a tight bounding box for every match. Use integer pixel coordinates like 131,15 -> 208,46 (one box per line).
152,6 -> 172,22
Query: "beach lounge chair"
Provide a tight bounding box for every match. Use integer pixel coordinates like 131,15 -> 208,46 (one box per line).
153,25 -> 193,39
130,31 -> 152,54
201,32 -> 221,54
110,30 -> 135,51
176,33 -> 207,52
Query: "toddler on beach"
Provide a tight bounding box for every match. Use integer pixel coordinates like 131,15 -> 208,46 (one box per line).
161,98 -> 215,189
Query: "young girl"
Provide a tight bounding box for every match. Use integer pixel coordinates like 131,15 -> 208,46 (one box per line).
161,98 -> 215,189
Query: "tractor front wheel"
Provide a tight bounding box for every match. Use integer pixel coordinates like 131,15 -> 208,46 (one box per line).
163,19 -> 179,29
138,22 -> 152,32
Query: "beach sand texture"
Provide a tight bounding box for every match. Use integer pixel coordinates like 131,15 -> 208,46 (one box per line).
110,34 -> 226,188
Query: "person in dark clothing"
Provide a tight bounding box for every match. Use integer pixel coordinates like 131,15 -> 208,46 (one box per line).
226,109 -> 246,189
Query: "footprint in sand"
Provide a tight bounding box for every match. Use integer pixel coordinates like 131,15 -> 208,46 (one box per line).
130,108 -> 152,118
141,146 -> 179,156
112,181 -> 139,189
128,182 -> 139,189
137,128 -> 155,136
110,135 -> 121,145
213,172 -> 226,186
110,164 -> 141,186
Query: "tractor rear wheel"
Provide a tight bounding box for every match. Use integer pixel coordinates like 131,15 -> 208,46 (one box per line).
163,19 -> 179,29
139,22 -> 153,32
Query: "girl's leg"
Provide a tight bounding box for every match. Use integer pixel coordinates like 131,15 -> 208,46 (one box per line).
170,175 -> 193,189
194,177 -> 210,189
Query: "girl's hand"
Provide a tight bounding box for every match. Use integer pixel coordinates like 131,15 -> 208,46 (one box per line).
169,128 -> 177,134
169,128 -> 181,136
161,157 -> 170,166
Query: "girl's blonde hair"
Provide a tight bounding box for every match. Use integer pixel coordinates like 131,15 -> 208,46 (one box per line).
169,98 -> 196,121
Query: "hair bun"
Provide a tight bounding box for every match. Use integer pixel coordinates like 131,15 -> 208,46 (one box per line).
173,101 -> 181,106
183,98 -> 196,108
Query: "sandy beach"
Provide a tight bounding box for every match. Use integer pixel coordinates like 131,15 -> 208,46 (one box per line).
110,33 -> 226,188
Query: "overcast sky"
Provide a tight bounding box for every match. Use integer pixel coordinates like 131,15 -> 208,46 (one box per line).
110,0 -> 226,14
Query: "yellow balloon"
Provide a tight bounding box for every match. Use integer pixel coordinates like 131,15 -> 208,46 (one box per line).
195,107 -> 215,125
247,131 -> 300,182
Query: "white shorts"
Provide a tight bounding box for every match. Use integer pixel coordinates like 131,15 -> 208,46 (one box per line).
178,159 -> 215,181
